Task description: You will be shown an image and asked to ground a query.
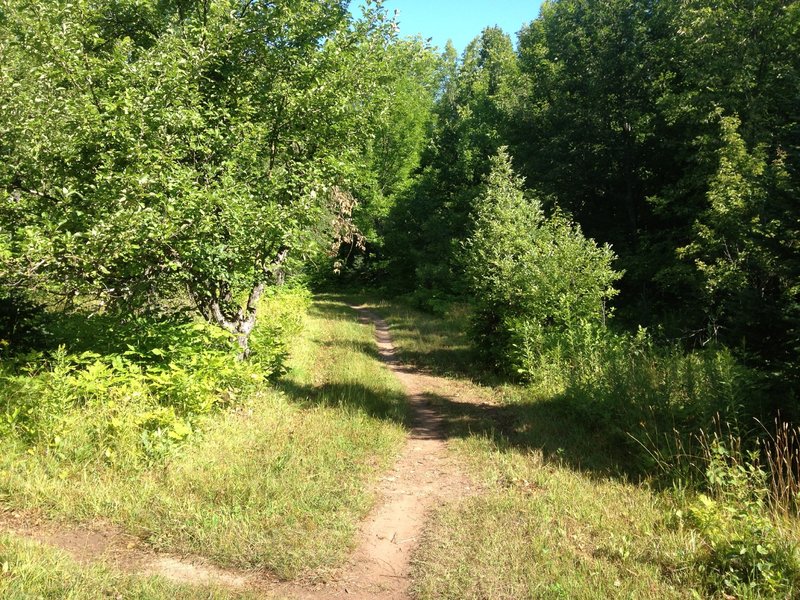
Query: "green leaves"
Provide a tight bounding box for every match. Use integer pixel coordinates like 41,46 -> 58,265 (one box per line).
688,440 -> 800,597
0,0 -> 411,350
0,286 -> 307,467
679,114 -> 799,366
463,148 -> 621,373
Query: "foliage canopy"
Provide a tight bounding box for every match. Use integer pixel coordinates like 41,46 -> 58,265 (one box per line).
0,0 -> 431,354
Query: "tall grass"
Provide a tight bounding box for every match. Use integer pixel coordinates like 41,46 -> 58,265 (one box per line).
760,419 -> 800,516
509,320 -> 759,473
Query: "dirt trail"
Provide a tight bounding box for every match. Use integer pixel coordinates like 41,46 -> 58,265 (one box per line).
1,304 -> 480,599
327,306 -> 475,599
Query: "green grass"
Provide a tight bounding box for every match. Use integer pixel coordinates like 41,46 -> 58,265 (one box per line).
411,437 -> 695,599
365,299 -> 800,599
362,298 -> 477,378
0,296 -> 407,585
0,533 -> 250,600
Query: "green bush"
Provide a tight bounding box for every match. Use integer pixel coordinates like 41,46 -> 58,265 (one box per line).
463,148 -> 621,374
502,308 -> 761,476
0,287 -> 310,469
249,286 -> 311,376
461,149 -> 763,475
0,290 -> 47,354
689,441 -> 800,597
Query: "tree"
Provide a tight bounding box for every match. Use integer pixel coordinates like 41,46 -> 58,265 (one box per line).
383,27 -> 521,294
513,0 -> 799,372
0,0 -> 401,357
514,0 -> 680,321
333,36 -> 440,277
463,148 -> 621,372
681,115 -> 799,376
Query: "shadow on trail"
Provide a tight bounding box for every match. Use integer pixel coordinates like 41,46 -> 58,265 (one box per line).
387,346 -> 478,379
284,304 -> 637,480
308,296 -> 638,479
280,375 -> 633,478
315,293 -> 485,381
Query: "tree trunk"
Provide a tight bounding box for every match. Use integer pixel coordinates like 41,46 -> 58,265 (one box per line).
190,247 -> 289,361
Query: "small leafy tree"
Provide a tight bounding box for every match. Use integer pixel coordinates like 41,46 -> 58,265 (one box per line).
681,114 -> 799,376
463,148 -> 621,373
0,0 -> 402,358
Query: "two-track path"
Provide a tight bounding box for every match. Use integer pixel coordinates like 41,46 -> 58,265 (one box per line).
2,303 -> 488,599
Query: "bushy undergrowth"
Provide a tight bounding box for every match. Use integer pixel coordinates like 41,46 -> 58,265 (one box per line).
508,314 -> 800,594
516,321 -> 757,454
0,287 -> 310,469
686,438 -> 800,597
496,318 -> 800,596
0,290 -> 47,352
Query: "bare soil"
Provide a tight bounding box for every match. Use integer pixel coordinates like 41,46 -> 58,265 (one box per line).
1,304 -> 485,599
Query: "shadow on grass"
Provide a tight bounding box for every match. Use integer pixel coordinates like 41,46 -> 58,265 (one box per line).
302,294 -> 640,480
388,346 -> 479,379
422,391 -> 637,478
278,379 -> 409,426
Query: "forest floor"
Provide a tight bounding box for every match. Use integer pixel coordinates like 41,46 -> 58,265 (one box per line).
2,296 -> 706,598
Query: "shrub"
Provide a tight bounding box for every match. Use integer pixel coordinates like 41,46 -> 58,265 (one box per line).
249,286 -> 311,376
510,314 -> 762,475
463,148 -> 621,374
0,287 -> 310,468
689,440 -> 800,597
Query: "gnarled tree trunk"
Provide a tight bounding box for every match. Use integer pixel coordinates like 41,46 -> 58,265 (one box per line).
190,247 -> 289,360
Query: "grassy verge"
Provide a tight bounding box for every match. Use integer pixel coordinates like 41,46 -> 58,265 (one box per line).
366,299 -> 800,599
410,436 -> 693,598
0,533 -> 249,600
0,294 -> 407,584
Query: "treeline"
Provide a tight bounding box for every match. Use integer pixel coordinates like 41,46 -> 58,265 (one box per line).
358,7 -> 800,589
1,0 -> 797,428
357,0 -> 800,409
0,0 -> 436,355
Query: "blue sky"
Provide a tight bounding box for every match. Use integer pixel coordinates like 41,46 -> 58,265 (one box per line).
350,1 -> 545,54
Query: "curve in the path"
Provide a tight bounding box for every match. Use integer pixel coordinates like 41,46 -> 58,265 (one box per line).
1,303 -> 478,599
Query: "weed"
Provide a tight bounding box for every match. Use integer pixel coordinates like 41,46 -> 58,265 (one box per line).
688,438 -> 800,597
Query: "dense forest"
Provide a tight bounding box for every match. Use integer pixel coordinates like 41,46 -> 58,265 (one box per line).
1,0 -> 799,598
373,0 -> 800,399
